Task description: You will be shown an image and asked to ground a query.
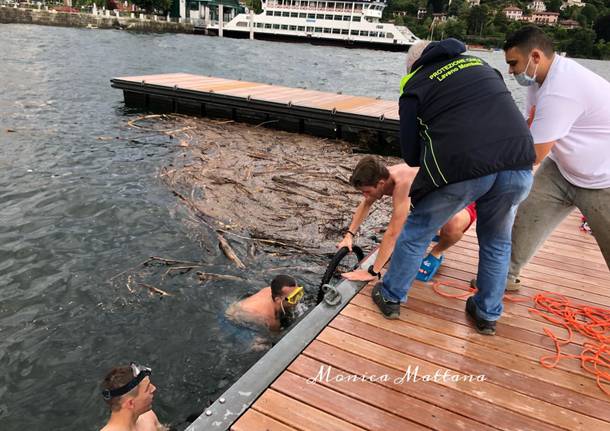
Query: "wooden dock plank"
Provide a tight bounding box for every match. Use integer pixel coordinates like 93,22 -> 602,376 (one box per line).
232,210 -> 609,430
111,75 -> 609,430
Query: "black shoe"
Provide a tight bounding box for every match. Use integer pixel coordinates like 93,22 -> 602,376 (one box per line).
465,296 -> 496,335
372,282 -> 400,319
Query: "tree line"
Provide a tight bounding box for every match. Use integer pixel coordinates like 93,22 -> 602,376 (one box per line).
386,0 -> 610,59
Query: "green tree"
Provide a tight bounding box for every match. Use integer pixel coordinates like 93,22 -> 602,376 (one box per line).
545,0 -> 562,12
440,17 -> 467,38
466,5 -> 490,35
594,14 -> 610,41
580,4 -> 599,28
560,28 -> 596,57
132,0 -> 172,13
447,0 -> 466,16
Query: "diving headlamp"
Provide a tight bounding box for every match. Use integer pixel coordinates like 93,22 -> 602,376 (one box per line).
102,362 -> 152,400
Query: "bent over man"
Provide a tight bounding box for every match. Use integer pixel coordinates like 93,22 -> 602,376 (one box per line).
372,38 -> 535,335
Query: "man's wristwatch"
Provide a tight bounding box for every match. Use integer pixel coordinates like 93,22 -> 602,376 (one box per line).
367,265 -> 381,279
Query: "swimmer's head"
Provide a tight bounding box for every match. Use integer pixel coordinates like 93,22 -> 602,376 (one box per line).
271,274 -> 303,310
101,364 -> 156,415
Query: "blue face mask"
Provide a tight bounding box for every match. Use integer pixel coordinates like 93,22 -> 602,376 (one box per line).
514,56 -> 539,87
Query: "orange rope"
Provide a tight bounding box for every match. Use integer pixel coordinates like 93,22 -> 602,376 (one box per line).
431,280 -> 529,303
431,282 -> 610,396
530,292 -> 610,396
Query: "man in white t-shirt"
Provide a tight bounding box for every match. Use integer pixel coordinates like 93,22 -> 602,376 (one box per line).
502,26 -> 610,290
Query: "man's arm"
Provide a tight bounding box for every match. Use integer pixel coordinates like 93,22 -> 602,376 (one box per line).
342,184 -> 411,282
534,141 -> 557,164
368,187 -> 411,273
337,197 -> 374,250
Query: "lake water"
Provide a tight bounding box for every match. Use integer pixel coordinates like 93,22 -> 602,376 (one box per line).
1,24 -> 609,430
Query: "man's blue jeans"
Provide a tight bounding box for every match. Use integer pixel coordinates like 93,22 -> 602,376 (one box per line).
381,169 -> 533,321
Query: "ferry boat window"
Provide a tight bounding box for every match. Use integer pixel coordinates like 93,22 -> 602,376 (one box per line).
282,11 -> 289,16
289,25 -> 297,30
236,21 -> 248,27
379,32 -> 385,37
361,31 -> 369,36
281,24 -> 288,29
325,14 -> 332,19
342,15 -> 350,20
333,15 -> 341,20
298,12 -> 305,17
323,27 -> 331,33
328,2 -> 335,8
332,28 -> 340,33
308,13 -> 315,18
386,32 -> 393,38
265,23 -> 272,28
291,12 -> 298,16
350,29 -> 358,35
274,11 -> 281,15
353,16 -> 361,21
341,29 -> 348,34
370,31 -> 377,37
314,27 -> 322,32
266,10 -> 272,15
316,14 -> 323,19
273,24 -> 280,29
298,26 -> 305,30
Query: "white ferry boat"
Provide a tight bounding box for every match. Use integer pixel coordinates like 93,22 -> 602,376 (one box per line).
184,0 -> 420,51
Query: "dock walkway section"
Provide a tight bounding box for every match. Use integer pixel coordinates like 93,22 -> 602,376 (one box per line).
111,73 -> 400,152
215,212 -> 610,430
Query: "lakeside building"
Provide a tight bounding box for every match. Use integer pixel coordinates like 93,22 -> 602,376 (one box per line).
527,0 -> 546,13
503,5 -> 523,21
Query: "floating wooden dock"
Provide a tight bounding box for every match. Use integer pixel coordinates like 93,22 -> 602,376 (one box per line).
189,211 -> 609,431
111,73 -> 400,153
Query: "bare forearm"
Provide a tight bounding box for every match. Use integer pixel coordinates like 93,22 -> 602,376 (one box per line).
371,229 -> 400,273
348,200 -> 372,235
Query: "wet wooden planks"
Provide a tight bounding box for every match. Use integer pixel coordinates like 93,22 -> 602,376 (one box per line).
232,212 -> 610,431
112,73 -> 399,120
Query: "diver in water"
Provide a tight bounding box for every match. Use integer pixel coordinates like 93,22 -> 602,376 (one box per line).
100,363 -> 167,431
225,274 -> 304,332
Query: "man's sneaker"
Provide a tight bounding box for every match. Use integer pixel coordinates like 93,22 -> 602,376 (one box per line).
470,277 -> 521,292
465,296 -> 496,335
372,282 -> 400,320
